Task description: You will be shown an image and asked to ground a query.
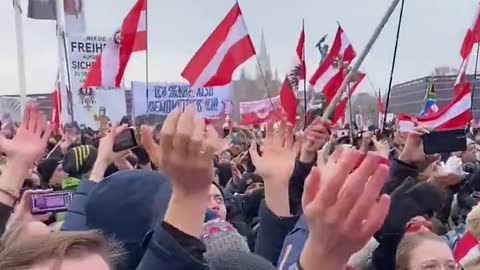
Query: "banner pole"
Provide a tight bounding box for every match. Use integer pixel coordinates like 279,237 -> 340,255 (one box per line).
56,0 -> 73,122
323,0 -> 403,119
13,0 -> 27,116
471,44 -> 480,120
302,19 -> 309,129
383,0 -> 406,130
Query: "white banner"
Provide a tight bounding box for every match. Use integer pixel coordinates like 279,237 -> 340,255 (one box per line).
64,34 -> 126,128
131,82 -> 233,118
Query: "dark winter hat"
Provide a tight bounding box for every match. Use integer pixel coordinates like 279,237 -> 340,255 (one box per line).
62,145 -> 97,177
85,170 -> 171,269
37,158 -> 61,185
207,250 -> 275,270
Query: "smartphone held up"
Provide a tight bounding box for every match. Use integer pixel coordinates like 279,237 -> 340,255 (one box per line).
31,191 -> 73,215
421,129 -> 466,155
113,128 -> 138,152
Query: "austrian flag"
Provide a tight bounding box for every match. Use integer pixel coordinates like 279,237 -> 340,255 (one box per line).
309,26 -> 356,105
84,0 -> 146,88
280,24 -> 305,124
398,83 -> 471,132
182,3 -> 255,90
455,3 -> 480,93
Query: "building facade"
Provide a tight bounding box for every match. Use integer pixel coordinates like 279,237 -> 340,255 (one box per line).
388,74 -> 480,119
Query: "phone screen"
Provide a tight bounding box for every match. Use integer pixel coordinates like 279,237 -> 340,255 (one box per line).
35,195 -> 65,208
31,192 -> 72,214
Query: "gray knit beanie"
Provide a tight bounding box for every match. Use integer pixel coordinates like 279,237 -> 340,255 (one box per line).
208,250 -> 275,270
202,219 -> 250,261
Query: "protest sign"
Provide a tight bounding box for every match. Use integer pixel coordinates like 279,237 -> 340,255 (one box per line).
131,82 -> 233,119
64,34 -> 126,128
240,96 -> 282,126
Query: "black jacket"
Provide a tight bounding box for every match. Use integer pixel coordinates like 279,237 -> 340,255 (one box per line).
0,203 -> 11,237
373,177 -> 445,270
254,201 -> 299,266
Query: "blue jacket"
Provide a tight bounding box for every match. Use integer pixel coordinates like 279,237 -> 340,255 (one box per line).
61,179 -> 97,231
277,215 -> 308,270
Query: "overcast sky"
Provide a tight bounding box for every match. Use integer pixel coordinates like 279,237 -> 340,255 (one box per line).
0,0 -> 477,95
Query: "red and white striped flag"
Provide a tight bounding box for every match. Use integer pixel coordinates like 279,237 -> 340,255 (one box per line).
398,83 -> 471,132
309,26 -> 356,105
181,3 -> 255,90
454,3 -> 480,93
240,96 -> 282,126
331,72 -> 365,125
84,0 -> 146,88
280,23 -> 305,124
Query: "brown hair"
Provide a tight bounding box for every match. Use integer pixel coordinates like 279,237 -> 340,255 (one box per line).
0,225 -> 124,270
395,231 -> 448,270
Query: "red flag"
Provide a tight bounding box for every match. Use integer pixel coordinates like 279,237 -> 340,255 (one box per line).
460,4 -> 480,59
398,83 -> 471,132
455,231 -> 479,264
240,96 -> 282,126
50,90 -> 61,130
331,73 -> 365,125
280,24 -> 305,124
454,4 -> 480,93
84,0 -> 146,88
309,26 -> 356,105
181,3 -> 255,90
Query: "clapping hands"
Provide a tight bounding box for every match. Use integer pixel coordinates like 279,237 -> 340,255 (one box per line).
143,106 -> 221,195
0,104 -> 51,166
300,149 -> 391,270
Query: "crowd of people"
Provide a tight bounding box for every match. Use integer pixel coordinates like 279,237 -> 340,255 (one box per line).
0,103 -> 480,270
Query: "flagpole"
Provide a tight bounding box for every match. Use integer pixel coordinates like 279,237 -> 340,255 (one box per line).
253,46 -> 275,109
235,0 -> 275,109
13,0 -> 27,116
347,82 -> 354,140
55,0 -> 73,122
472,44 -> 479,119
323,0 -> 403,119
145,0 -> 150,120
382,0 -> 405,130
302,19 -> 308,128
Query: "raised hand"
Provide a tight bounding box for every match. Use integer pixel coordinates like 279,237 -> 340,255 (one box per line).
250,118 -> 300,216
158,106 -> 220,194
300,149 -> 391,270
360,131 -> 373,153
300,117 -> 331,163
399,126 -> 438,168
12,189 -> 53,224
372,136 -> 390,158
96,124 -> 130,165
250,119 -> 299,182
148,105 -> 221,238
89,124 -> 130,182
0,103 -> 51,166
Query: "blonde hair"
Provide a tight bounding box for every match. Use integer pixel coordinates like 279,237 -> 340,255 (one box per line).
0,225 -> 124,270
396,231 -> 448,270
